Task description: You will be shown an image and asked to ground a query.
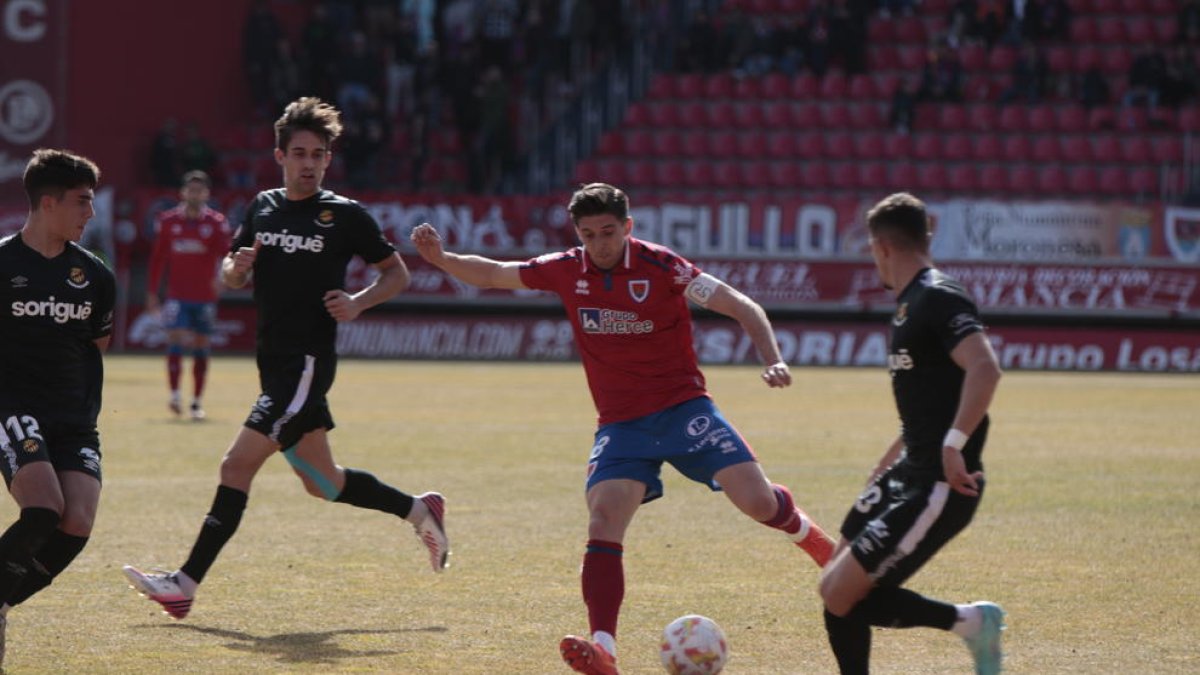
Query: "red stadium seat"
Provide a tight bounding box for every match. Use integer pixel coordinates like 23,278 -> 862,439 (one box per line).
766,131 -> 798,159
627,160 -> 655,186
652,131 -> 683,157
998,106 -> 1029,132
1003,136 -> 1032,162
821,73 -> 848,99
1153,17 -> 1177,42
1070,16 -> 1097,43
848,75 -> 875,100
1096,18 -> 1127,44
678,101 -> 707,127
972,135 -> 1002,161
948,165 -> 979,192
681,131 -> 709,157
742,161 -> 771,188
595,132 -> 623,157
943,134 -> 972,161
873,73 -> 900,98
831,162 -> 859,189
1068,166 -> 1099,195
868,17 -> 893,42
790,102 -> 820,128
858,162 -> 889,190
1092,135 -> 1120,162
761,73 -> 789,99
675,73 -> 703,99
1098,167 -> 1126,194
854,132 -> 885,159
1178,106 -> 1200,132
968,105 -> 999,132
1148,0 -> 1175,14
889,161 -> 918,192
1036,166 -> 1068,195
1008,165 -> 1036,193
648,102 -> 679,127
1088,108 -> 1117,131
848,103 -> 884,129
1073,47 -> 1100,74
979,165 -> 1008,193
913,134 -> 942,161
1028,106 -> 1056,133
649,73 -> 675,100
797,133 -> 824,157
869,46 -> 898,72
894,16 -> 925,43
1151,136 -> 1183,163
1121,137 -> 1153,164
737,131 -> 768,158
733,103 -> 765,128
733,78 -> 761,100
769,161 -> 801,188
1055,106 -> 1087,133
625,102 -> 650,127
824,132 -> 854,158
707,102 -> 735,127
917,164 -> 949,192
684,163 -> 714,189
1046,46 -> 1073,73
939,105 -> 969,131
802,163 -> 830,190
820,103 -> 850,128
1089,0 -> 1118,12
960,44 -> 987,71
883,133 -> 913,159
763,102 -> 792,129
656,160 -> 685,187
1033,136 -> 1060,162
1126,17 -> 1154,43
622,129 -> 651,156
1130,167 -> 1157,194
988,47 -> 1018,73
791,74 -> 819,98
705,73 -> 734,99
1102,50 -> 1132,76
709,131 -> 737,156
573,160 -> 597,185
1059,135 -> 1092,162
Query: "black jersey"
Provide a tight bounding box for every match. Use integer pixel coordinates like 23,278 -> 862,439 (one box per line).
0,234 -> 115,425
888,268 -> 987,478
232,189 -> 395,355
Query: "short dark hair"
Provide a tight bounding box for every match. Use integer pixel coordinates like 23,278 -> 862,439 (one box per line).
274,97 -> 343,151
567,183 -> 629,223
866,192 -> 930,251
182,169 -> 211,188
23,149 -> 100,210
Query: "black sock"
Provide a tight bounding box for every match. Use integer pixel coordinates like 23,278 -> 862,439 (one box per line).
180,485 -> 248,584
334,468 -> 414,518
824,608 -> 872,675
6,531 -> 88,606
0,507 -> 60,605
850,586 -> 958,630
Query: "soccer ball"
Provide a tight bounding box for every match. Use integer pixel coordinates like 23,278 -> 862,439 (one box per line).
659,614 -> 729,674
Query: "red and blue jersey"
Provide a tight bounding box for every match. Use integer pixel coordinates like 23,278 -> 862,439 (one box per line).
519,237 -> 708,425
147,205 -> 230,303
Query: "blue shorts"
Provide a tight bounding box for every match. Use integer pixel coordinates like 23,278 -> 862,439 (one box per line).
162,300 -> 216,335
586,396 -> 758,503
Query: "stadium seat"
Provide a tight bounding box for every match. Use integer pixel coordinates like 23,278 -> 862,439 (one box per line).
1151,135 -> 1183,163
1153,17 -> 1177,42
854,132 -> 885,159
766,131 -> 798,159
681,131 -> 709,157
684,163 -> 713,189
889,161 -> 918,192
868,17 -> 893,42
848,103 -> 884,129
979,165 -> 1008,193
1126,17 -> 1154,43
883,133 -> 913,159
1046,46 -> 1073,73
627,160 -> 655,186
649,73 -> 675,100
1089,108 -> 1117,130
959,44 -> 987,71
1130,167 -> 1157,194
742,161 -> 771,188
761,73 -> 789,99
873,72 -> 900,98
791,73 -> 819,98
733,102 -> 765,128
1098,167 -> 1126,194
1102,50 -> 1132,76
1060,135 -> 1092,162
1055,106 -> 1087,133
1073,46 -> 1100,73
656,160 -> 685,187
595,132 -> 623,157
677,101 -> 707,127
868,46 -> 898,72
802,163 -> 830,190
763,102 -> 791,129
1092,135 -> 1120,162
675,73 -> 703,99
737,131 -> 768,158
707,101 -> 735,127
1096,18 -> 1127,44
831,162 -> 859,190
1148,0 -> 1175,14
848,75 -> 875,100
1008,165 -> 1036,193
821,73 -> 848,99
733,78 -> 761,100
1028,106 -> 1056,133
988,46 -> 1018,73
948,165 -> 978,193
709,131 -> 737,157
1121,137 -> 1153,164
916,164 -> 949,193
215,125 -> 249,152
1089,0 -> 1118,11
820,103 -> 850,128
648,102 -> 679,127
943,134 -> 972,161
652,131 -> 683,157
1070,16 -> 1097,43
705,73 -> 734,99
797,133 -> 824,157
897,45 -> 924,71
858,162 -> 889,190
894,16 -> 925,42
1003,136 -> 1032,162
913,134 -> 942,161
972,135 -> 1002,161
790,102 -> 820,128
1033,136 -> 1060,162
769,161 -> 801,188
1178,106 -> 1200,132
625,102 -> 650,127
968,105 -> 999,132
998,106 -> 1029,133
1067,166 -> 1099,195
623,129 -> 651,156
824,132 -> 854,158
1036,166 -> 1068,195
938,105 -> 969,131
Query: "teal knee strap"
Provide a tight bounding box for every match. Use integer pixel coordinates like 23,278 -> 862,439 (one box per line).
282,447 -> 340,500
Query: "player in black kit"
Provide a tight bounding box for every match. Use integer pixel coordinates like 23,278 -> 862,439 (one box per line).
124,98 -> 449,620
817,193 -> 1006,675
0,150 -> 113,668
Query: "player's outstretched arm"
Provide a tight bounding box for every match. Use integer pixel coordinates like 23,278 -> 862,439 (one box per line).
689,275 -> 791,388
410,222 -> 527,290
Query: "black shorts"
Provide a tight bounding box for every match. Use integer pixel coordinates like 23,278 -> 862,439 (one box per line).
244,352 -> 337,449
0,410 -> 102,486
839,463 -> 983,587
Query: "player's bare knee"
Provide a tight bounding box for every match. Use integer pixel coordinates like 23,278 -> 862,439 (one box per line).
57,506 -> 96,537
295,471 -> 330,499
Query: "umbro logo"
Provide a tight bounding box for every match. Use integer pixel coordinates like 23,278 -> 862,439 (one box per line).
257,206 -> 274,217
10,276 -> 27,288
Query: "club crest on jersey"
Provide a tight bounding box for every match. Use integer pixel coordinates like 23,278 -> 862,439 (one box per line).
628,279 -> 650,303
67,267 -> 89,289
892,303 -> 908,327
314,209 -> 336,228
22,438 -> 38,454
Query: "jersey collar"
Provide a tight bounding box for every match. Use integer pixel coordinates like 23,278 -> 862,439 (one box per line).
579,238 -> 634,274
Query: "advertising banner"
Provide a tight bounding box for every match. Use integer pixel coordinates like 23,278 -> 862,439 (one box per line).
0,0 -> 66,206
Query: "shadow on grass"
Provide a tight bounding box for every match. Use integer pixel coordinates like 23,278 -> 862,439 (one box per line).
144,623 -> 447,665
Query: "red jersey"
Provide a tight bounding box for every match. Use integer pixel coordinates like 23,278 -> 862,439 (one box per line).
520,237 -> 709,425
147,205 -> 231,303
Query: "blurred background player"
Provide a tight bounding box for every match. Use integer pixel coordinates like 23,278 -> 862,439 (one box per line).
123,98 -> 449,621
818,193 -> 1005,675
145,170 -> 230,420
0,150 -> 114,668
412,182 -> 834,675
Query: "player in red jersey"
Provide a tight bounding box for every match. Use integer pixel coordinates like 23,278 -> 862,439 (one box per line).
412,183 -> 834,675
146,170 -> 231,420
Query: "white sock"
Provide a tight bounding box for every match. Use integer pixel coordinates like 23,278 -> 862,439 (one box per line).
592,630 -> 616,657
405,497 -> 429,525
175,570 -> 199,597
952,604 -> 982,638
792,513 -> 812,542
